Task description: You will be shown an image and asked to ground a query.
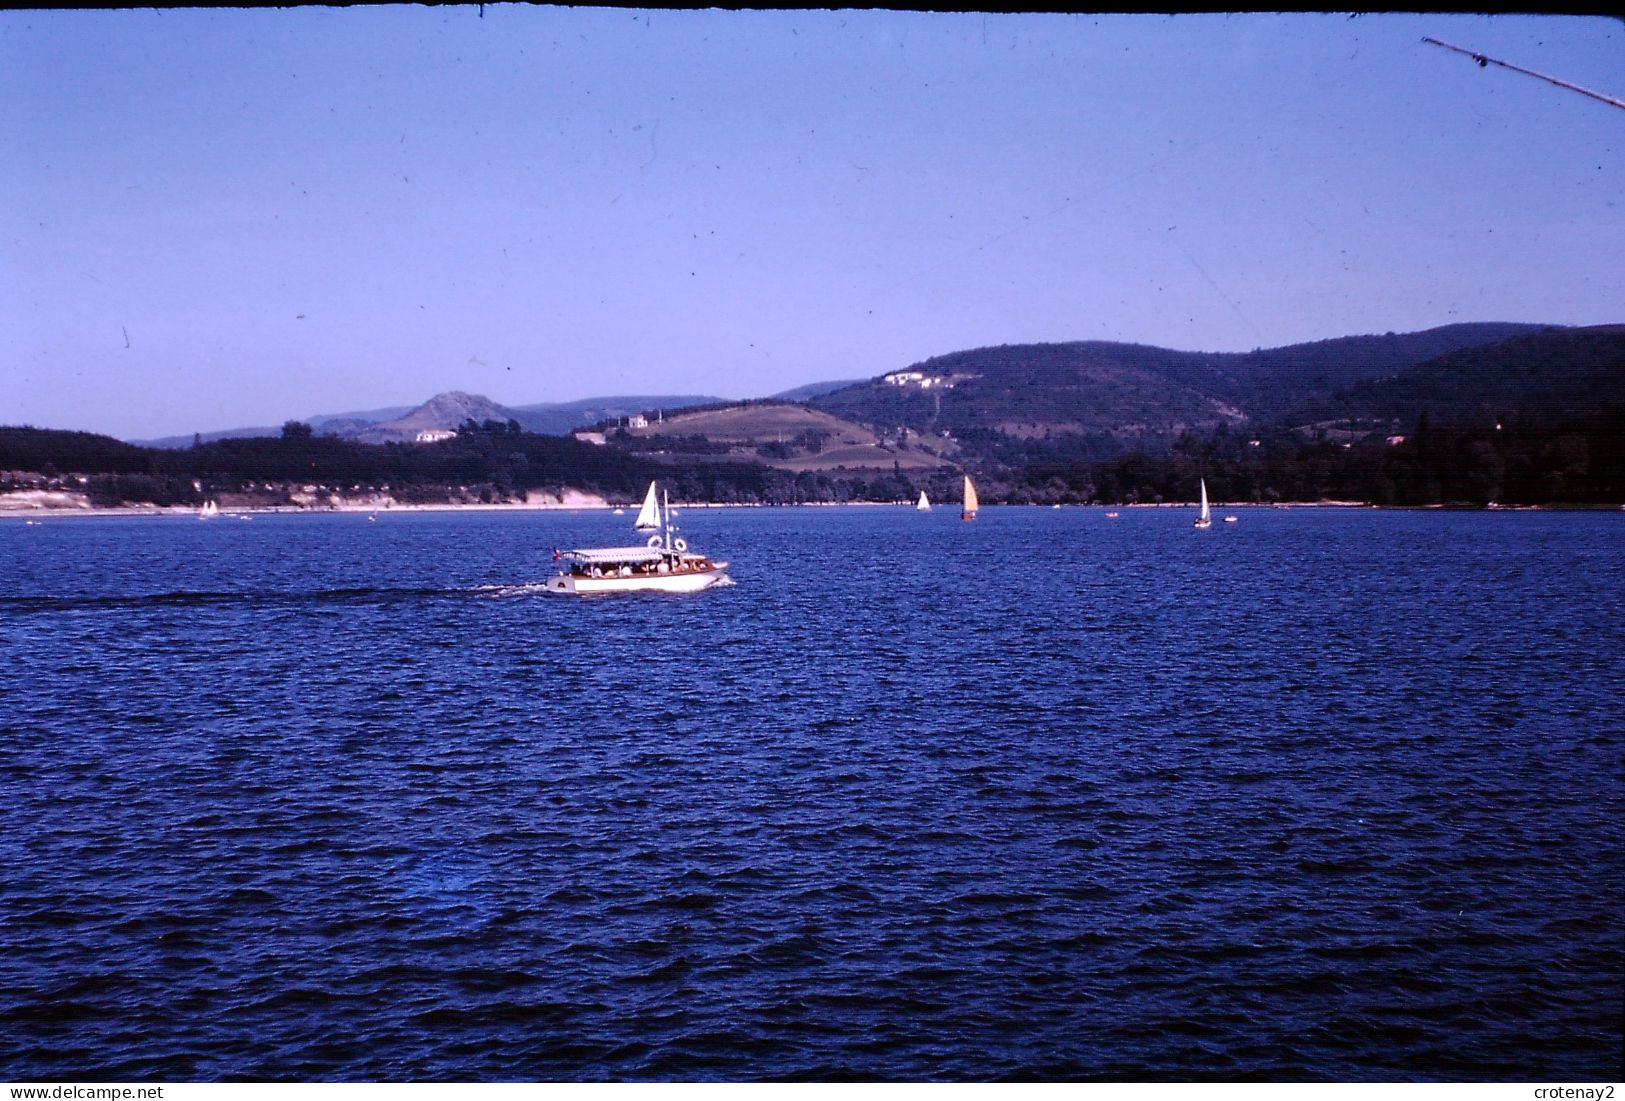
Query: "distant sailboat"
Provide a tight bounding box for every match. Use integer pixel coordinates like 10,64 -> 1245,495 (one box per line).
198,499 -> 220,520
916,490 -> 931,511
1193,479 -> 1212,529
961,476 -> 979,521
633,481 -> 661,531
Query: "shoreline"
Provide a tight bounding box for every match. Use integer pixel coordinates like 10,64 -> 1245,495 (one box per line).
0,499 -> 916,519
3,498 -> 1613,520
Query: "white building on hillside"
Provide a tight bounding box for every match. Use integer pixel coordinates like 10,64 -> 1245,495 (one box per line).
882,371 -> 953,389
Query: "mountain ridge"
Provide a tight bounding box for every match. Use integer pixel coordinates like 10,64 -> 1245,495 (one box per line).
127,322 -> 1574,451
9,322 -> 1621,509
132,392 -> 730,449
806,322 -> 1556,449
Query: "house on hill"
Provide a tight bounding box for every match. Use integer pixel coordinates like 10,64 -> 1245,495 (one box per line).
882,371 -> 965,389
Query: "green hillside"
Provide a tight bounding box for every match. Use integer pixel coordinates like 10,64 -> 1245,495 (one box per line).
1283,324 -> 1625,430
806,324 -> 1549,457
6,324 -> 1621,510
810,341 -> 1232,444
1161,322 -> 1550,420
600,400 -> 956,473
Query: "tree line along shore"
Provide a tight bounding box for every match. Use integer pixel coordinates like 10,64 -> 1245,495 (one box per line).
3,404 -> 1622,513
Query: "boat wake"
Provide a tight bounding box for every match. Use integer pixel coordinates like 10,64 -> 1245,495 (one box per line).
468,582 -> 555,599
0,584 -> 545,615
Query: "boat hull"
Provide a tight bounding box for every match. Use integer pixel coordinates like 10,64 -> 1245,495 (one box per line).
544,566 -> 729,595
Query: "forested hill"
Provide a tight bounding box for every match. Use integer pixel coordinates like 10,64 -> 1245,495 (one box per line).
5,323 -> 1622,510
1158,322 -> 1553,420
1282,324 -> 1625,429
808,323 -> 1552,445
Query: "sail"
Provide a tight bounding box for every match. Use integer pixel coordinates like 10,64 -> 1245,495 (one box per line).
1199,479 -> 1210,522
962,476 -> 979,520
917,491 -> 931,511
633,482 -> 661,531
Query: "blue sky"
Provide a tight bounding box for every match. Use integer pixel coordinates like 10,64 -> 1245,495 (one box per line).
3,8 -> 1621,440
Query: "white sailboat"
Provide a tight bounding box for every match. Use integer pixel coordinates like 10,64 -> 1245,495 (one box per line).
961,476 -> 979,521
546,481 -> 729,595
198,499 -> 220,520
632,481 -> 661,531
916,490 -> 931,511
1193,479 -> 1212,529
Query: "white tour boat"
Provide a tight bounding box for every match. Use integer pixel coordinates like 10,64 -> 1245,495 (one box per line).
545,483 -> 729,595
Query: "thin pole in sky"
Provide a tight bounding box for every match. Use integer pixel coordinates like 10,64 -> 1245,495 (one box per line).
1422,36 -> 1625,111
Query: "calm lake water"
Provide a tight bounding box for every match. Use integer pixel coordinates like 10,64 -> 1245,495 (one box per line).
2,505 -> 1621,1082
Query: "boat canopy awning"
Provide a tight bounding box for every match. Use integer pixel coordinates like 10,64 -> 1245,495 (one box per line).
561,546 -> 668,564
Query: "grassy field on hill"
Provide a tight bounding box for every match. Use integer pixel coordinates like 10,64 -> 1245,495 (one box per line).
612,401 -> 957,473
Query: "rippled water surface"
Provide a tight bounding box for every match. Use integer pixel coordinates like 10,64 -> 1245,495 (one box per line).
2,506 -> 1621,1082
